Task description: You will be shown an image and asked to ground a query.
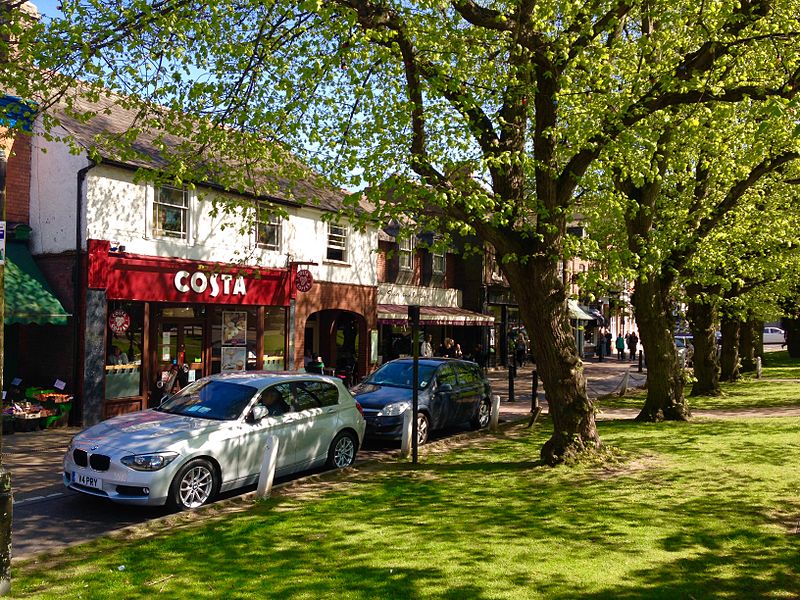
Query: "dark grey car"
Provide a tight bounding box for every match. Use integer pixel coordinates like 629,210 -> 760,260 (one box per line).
352,358 -> 492,445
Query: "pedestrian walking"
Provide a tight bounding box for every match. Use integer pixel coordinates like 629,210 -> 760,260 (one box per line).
596,331 -> 605,362
605,330 -> 613,358
615,333 -> 625,360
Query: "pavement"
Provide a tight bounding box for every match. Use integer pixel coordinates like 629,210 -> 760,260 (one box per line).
0,358 -> 647,505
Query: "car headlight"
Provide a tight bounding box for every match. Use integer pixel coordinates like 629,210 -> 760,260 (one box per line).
121,452 -> 179,471
376,401 -> 411,417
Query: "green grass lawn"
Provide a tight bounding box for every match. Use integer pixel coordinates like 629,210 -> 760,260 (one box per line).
12,411 -> 800,598
596,351 -> 800,411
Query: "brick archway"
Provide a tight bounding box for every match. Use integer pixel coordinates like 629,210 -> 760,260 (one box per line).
293,281 -> 377,379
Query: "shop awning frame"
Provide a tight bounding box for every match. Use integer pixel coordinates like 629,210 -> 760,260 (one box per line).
378,304 -> 494,326
568,299 -> 595,322
4,242 -> 70,325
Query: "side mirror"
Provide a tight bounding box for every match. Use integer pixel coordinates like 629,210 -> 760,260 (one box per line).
248,404 -> 269,423
437,383 -> 453,393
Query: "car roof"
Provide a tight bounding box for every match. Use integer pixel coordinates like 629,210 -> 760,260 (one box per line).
384,357 -> 476,367
202,371 -> 341,388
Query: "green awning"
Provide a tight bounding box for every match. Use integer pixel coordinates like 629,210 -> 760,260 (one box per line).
4,242 -> 70,325
568,299 -> 595,322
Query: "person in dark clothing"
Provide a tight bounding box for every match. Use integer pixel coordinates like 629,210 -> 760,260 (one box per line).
604,331 -> 613,358
627,332 -> 639,360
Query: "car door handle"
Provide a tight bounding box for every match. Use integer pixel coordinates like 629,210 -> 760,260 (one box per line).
324,408 -> 336,414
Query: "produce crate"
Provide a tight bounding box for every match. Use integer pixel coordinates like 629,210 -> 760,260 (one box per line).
14,414 -> 41,432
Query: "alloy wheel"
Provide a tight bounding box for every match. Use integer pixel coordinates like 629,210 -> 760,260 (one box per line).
178,464 -> 214,509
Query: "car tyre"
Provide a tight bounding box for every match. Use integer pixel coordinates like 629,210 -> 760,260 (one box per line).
471,398 -> 490,430
416,412 -> 429,446
327,431 -> 358,469
168,458 -> 219,510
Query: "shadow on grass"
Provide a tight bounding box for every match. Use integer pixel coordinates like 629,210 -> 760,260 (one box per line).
13,418 -> 800,599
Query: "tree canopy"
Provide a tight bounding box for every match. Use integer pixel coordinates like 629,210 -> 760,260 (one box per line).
3,0 -> 800,461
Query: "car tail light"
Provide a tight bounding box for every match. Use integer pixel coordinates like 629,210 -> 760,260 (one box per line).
355,400 -> 364,417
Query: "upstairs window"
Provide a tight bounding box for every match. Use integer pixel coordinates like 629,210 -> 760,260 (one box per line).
256,211 -> 282,251
399,236 -> 414,271
432,249 -> 446,275
153,186 -> 189,240
327,224 -> 348,262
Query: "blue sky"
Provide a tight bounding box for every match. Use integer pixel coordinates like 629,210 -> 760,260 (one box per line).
30,0 -> 62,20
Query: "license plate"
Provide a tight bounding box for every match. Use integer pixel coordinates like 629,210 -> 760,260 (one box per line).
72,471 -> 102,490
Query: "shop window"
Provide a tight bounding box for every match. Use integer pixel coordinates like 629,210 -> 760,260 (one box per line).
256,209 -> 282,251
399,236 -> 413,271
105,302 -> 144,400
211,307 -> 258,373
326,224 -> 348,262
153,185 -> 189,240
263,308 -> 286,371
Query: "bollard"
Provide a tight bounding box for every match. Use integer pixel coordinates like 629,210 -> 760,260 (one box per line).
508,364 -> 515,402
638,350 -> 644,373
489,394 -> 501,432
531,370 -> 539,411
756,356 -> 762,379
619,371 -> 629,396
400,408 -> 413,458
256,435 -> 279,499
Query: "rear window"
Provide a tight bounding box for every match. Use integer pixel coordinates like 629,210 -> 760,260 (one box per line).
454,363 -> 480,385
295,380 -> 340,409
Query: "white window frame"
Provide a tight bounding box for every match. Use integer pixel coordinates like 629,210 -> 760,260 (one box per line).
152,185 -> 190,241
432,248 -> 446,275
326,223 -> 348,262
255,209 -> 282,252
398,236 -> 414,271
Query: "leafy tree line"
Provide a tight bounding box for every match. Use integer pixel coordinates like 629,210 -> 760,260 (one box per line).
2,0 -> 800,462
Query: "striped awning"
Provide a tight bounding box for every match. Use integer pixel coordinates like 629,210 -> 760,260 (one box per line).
378,304 -> 494,326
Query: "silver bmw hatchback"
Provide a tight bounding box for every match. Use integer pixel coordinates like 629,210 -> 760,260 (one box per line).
63,372 -> 366,510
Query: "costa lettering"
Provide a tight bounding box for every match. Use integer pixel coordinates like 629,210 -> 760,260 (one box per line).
174,270 -> 247,297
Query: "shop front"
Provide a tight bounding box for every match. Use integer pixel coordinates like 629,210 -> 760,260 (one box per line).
83,239 -> 292,425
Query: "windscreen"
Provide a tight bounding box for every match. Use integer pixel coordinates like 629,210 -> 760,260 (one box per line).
366,362 -> 438,389
157,379 -> 257,420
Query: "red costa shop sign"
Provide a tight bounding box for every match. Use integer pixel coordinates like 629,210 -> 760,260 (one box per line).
88,240 -> 291,306
108,309 -> 130,334
295,269 -> 313,292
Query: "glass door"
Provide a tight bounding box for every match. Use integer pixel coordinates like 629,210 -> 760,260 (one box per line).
156,319 -> 206,392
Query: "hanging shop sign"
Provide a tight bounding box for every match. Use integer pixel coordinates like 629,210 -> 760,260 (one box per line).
295,269 -> 314,293
108,308 -> 131,334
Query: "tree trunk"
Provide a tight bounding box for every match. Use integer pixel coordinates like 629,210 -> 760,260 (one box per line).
504,260 -> 600,465
719,316 -> 741,382
739,318 -> 757,372
630,274 -> 689,421
687,295 -> 720,397
785,318 -> 800,358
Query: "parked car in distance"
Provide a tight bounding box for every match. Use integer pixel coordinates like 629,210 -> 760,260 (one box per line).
352,358 -> 492,445
763,326 -> 785,345
64,372 -> 365,510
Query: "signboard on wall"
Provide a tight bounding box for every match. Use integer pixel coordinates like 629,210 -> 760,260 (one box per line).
88,239 -> 292,306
